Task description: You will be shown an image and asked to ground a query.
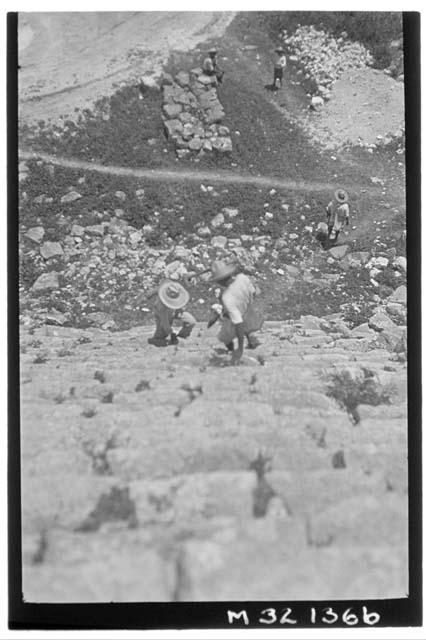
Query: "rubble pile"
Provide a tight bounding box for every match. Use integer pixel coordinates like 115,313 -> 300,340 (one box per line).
19,167 -> 406,332
280,25 -> 374,101
161,70 -> 232,158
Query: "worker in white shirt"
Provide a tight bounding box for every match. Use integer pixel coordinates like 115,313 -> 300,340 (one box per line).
202,48 -> 224,86
209,260 -> 263,364
273,46 -> 287,90
326,189 -> 350,242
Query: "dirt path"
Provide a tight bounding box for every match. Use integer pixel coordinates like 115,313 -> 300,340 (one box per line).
18,12 -> 235,124
19,149 -> 383,195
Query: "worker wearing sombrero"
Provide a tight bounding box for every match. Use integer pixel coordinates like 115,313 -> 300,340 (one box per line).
326,188 -> 350,242
146,280 -> 196,347
202,47 -> 224,85
273,45 -> 287,90
209,260 -> 263,363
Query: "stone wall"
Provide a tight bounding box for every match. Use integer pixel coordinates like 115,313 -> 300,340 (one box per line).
162,69 -> 232,158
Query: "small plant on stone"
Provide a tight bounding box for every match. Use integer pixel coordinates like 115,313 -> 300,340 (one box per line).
82,432 -> 117,474
135,379 -> 151,392
101,390 -> 114,404
82,407 -> 97,418
249,451 -> 276,518
325,367 -> 392,424
341,300 -> 375,329
32,528 -> 48,565
391,333 -> 408,362
28,339 -> 42,349
33,351 -> 49,364
57,347 -> 74,357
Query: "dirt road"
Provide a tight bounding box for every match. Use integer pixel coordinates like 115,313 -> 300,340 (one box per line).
18,12 -> 235,124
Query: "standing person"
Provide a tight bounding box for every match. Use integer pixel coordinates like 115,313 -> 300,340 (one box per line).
202,47 -> 224,85
326,189 -> 350,242
136,280 -> 195,347
273,46 -> 287,90
209,260 -> 263,364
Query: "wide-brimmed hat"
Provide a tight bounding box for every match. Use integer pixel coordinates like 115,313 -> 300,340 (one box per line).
208,47 -> 218,54
158,280 -> 190,309
275,46 -> 285,53
334,188 -> 349,203
210,260 -> 238,282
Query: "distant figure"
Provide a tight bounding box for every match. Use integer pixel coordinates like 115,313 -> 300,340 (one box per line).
209,260 -> 263,364
202,48 -> 224,86
136,280 -> 195,347
273,46 -> 287,90
326,189 -> 350,242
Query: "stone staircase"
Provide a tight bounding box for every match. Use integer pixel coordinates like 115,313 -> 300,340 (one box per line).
20,320 -> 408,602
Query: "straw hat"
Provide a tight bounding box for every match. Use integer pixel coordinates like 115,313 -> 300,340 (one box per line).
158,280 -> 190,309
334,188 -> 349,203
275,46 -> 285,53
208,47 -> 218,54
210,260 -> 238,282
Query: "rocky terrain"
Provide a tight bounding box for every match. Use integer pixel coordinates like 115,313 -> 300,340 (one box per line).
18,11 -> 408,604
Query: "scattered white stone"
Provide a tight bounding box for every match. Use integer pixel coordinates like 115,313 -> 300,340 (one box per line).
393,256 -> 406,273
389,285 -> 407,305
32,271 -> 59,291
61,191 -> 82,203
85,225 -> 104,237
264,212 -> 274,220
26,227 -> 45,243
165,260 -> 188,280
211,235 -> 228,249
311,95 -> 324,110
197,226 -> 211,237
40,241 -> 63,260
129,231 -> 142,244
369,267 -> 382,279
329,244 -> 349,259
223,207 -> 239,218
211,213 -> 225,227
370,176 -> 385,185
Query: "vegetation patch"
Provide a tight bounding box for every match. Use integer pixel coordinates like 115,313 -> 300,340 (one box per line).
325,366 -> 392,424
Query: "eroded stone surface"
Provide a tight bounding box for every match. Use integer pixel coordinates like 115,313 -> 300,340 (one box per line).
20,320 -> 407,602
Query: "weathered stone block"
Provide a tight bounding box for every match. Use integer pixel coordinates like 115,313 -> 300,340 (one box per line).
163,102 -> 182,118
32,271 -> 59,291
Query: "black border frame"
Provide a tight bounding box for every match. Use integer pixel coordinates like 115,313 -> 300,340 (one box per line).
8,10 -> 422,630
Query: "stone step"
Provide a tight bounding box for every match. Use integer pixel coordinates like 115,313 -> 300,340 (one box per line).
177,537 -> 407,601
